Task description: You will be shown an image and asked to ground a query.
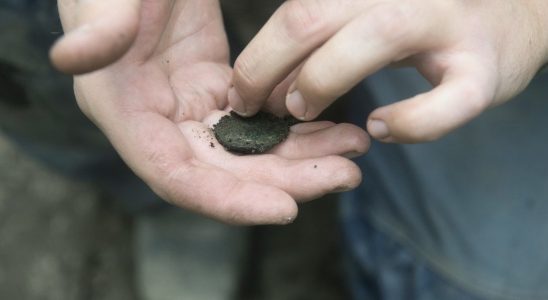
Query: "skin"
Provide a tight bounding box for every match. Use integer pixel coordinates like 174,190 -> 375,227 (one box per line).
49,0 -> 370,225
229,0 -> 548,143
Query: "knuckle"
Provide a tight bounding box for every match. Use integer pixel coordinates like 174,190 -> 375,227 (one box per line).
459,82 -> 490,116
280,0 -> 327,41
299,66 -> 339,99
367,2 -> 417,43
232,56 -> 269,102
233,56 -> 259,89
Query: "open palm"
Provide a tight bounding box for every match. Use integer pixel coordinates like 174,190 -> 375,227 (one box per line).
51,0 -> 368,224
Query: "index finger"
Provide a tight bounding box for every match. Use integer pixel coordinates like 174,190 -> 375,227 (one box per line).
229,0 -> 369,116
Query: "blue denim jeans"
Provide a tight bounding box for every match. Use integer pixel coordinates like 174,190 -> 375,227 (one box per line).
340,70 -> 548,300
341,193 -> 484,300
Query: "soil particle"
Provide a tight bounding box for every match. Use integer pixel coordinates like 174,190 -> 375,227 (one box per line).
213,111 -> 299,154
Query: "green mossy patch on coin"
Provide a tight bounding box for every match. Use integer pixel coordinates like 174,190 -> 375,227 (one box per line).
213,111 -> 299,154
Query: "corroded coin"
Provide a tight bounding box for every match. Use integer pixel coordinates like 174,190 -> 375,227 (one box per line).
213,111 -> 299,154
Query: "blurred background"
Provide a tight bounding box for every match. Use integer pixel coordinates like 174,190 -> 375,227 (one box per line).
0,134 -> 348,299
0,0 -> 351,299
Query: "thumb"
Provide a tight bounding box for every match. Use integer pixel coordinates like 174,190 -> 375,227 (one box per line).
367,61 -> 495,143
50,0 -> 141,74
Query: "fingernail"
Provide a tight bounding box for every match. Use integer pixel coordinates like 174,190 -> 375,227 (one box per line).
228,87 -> 247,116
368,119 -> 390,139
286,90 -> 307,120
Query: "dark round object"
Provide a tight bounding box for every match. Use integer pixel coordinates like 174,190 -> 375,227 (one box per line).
213,111 -> 299,154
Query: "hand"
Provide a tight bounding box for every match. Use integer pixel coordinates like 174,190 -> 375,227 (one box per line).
49,0 -> 369,224
229,0 -> 548,143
